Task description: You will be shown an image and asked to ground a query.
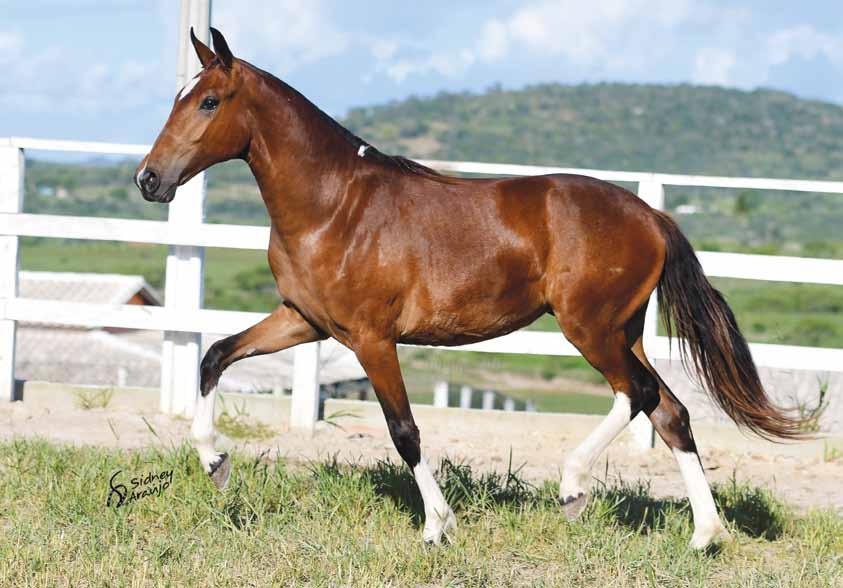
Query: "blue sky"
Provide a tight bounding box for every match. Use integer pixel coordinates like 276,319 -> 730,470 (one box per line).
1,0 -> 842,146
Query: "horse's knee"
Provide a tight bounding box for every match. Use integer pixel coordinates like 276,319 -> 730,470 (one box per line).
387,418 -> 420,466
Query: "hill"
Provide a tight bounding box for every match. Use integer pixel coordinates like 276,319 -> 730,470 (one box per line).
344,82 -> 843,179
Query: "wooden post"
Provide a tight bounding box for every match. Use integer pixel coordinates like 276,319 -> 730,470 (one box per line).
159,0 -> 210,416
0,143 -> 23,401
290,342 -> 321,430
629,178 -> 665,449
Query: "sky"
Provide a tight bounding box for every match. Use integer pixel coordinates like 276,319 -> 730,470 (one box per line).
1,0 -> 842,147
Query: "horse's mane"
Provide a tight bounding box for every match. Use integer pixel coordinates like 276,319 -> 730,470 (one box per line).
242,61 -> 445,180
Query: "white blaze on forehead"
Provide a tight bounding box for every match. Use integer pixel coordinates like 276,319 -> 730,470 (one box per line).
177,73 -> 202,102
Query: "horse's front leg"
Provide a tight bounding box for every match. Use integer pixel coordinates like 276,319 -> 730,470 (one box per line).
352,336 -> 456,544
192,303 -> 323,488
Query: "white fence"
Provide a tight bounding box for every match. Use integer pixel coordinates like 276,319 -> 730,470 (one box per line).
2,137 -> 843,437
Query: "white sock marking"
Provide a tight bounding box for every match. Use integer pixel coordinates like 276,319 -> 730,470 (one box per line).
191,388 -> 219,472
560,392 -> 631,499
177,73 -> 202,102
413,457 -> 455,543
673,448 -> 725,546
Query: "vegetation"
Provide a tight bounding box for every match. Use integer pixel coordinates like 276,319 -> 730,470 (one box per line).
1,439 -> 840,587
215,395 -> 276,441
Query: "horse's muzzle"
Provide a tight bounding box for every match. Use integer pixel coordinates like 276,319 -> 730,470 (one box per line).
136,168 -> 177,203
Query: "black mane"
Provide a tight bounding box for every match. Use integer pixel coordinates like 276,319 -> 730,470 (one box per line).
246,61 -> 444,179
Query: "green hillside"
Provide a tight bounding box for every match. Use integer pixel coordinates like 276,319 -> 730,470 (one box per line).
344,83 -> 843,178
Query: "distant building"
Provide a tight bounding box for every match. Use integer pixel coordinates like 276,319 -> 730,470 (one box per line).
14,271 -> 366,393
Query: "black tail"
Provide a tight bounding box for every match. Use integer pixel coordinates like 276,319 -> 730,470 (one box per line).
653,211 -> 807,440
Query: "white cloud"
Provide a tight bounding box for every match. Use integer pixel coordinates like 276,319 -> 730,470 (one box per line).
693,47 -> 737,85
370,39 -> 399,62
766,25 -> 843,67
476,20 -> 510,62
0,29 -> 166,115
213,0 -> 349,74
0,31 -> 23,65
379,0 -> 695,83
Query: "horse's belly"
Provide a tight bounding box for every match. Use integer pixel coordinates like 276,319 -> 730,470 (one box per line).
397,296 -> 547,347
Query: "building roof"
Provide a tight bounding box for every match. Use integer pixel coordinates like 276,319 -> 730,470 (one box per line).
19,271 -> 162,307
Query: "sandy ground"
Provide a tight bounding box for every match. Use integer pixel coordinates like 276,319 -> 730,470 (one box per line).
2,399 -> 841,514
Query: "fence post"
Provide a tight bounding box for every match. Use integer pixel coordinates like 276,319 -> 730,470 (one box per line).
629,178 -> 665,449
159,1 -> 210,417
433,381 -> 449,408
459,384 -> 473,409
482,389 -> 496,410
0,143 -> 23,402
290,342 -> 321,430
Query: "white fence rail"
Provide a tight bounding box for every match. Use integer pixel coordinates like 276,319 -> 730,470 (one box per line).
1,137 -> 842,436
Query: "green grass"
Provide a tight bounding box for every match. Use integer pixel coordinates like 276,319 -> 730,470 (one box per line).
215,398 -> 277,441
1,440 -> 841,587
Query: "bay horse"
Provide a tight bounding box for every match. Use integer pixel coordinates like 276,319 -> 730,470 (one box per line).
136,28 -> 803,548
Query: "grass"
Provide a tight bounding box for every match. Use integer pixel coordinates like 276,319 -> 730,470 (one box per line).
72,387 -> 114,410
1,440 -> 841,587
215,396 -> 276,441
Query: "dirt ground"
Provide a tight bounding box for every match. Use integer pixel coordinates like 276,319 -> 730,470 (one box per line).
2,398 -> 841,514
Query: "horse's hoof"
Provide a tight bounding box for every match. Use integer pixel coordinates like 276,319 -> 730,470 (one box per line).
208,453 -> 231,490
423,508 -> 457,545
560,492 -> 588,520
689,522 -> 732,550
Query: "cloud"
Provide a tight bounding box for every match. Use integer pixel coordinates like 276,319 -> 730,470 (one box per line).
0,31 -> 23,65
213,0 -> 349,74
690,25 -> 843,90
693,48 -> 737,85
0,29 -> 167,116
379,0 -> 695,83
766,25 -> 843,67
476,20 -> 509,62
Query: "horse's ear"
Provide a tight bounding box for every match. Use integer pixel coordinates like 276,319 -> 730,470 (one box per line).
190,27 -> 215,68
210,27 -> 234,69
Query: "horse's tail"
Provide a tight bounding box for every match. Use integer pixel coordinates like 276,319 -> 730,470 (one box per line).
652,210 -> 807,440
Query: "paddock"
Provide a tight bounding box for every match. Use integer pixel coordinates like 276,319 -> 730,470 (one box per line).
3,137 -> 843,434
3,381 -> 842,514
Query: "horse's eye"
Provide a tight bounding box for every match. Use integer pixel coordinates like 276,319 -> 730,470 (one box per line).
200,96 -> 219,111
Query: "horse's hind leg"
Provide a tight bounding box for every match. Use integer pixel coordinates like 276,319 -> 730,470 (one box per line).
352,336 -> 456,544
192,303 -> 322,489
630,334 -> 731,549
556,322 -> 660,519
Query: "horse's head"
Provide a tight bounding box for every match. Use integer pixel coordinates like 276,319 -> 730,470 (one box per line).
135,28 -> 250,203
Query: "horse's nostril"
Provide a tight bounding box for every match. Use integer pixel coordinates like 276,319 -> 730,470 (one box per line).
140,169 -> 160,193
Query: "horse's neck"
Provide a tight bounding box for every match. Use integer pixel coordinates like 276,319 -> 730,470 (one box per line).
245,82 -> 357,233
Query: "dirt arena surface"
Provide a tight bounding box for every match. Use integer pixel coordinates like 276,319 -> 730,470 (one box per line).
2,395 -> 841,514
